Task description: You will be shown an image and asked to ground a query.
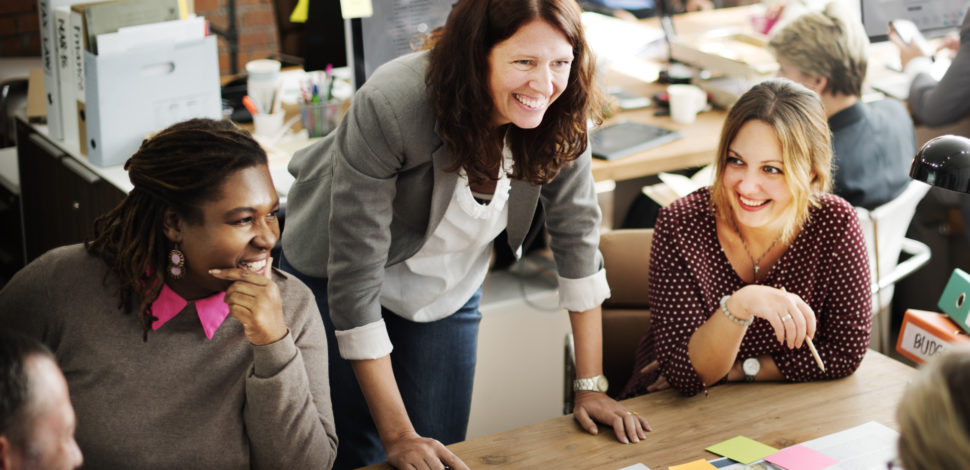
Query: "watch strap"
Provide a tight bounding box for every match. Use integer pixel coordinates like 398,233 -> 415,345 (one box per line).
573,374 -> 608,392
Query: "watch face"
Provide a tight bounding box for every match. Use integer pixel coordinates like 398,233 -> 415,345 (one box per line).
743,358 -> 760,376
596,375 -> 609,392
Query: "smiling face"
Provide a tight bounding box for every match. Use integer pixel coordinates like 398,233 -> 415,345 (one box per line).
487,19 -> 573,129
721,119 -> 794,232
164,165 -> 280,300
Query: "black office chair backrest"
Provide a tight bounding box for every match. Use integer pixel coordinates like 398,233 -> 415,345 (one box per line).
0,79 -> 29,148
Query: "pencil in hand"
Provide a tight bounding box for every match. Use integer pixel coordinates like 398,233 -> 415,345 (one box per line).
780,287 -> 825,372
805,336 -> 825,373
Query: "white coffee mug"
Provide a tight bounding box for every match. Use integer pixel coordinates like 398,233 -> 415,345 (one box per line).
668,84 -> 707,124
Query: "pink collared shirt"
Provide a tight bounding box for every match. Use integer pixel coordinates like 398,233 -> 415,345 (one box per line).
151,284 -> 230,340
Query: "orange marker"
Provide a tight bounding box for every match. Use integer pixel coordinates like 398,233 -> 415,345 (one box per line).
242,95 -> 259,115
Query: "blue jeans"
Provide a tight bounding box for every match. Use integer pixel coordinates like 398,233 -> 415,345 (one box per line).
279,253 -> 481,470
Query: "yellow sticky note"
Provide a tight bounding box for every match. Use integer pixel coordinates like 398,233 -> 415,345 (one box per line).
289,0 -> 309,23
340,0 -> 373,19
670,459 -> 717,470
178,0 -> 188,19
705,435 -> 779,465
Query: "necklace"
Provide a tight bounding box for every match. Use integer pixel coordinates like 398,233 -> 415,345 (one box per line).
730,212 -> 782,281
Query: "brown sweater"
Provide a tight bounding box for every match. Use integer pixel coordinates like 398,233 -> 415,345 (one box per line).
0,245 -> 337,469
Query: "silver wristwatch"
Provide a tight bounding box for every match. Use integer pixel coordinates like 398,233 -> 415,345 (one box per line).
742,357 -> 760,382
573,374 -> 609,393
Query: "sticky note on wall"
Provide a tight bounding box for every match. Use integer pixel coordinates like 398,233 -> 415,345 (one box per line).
340,0 -> 373,18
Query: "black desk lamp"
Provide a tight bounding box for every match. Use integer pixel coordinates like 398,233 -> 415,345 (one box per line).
910,135 -> 970,192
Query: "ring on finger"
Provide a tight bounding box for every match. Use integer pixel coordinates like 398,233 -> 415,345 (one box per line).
780,313 -> 792,322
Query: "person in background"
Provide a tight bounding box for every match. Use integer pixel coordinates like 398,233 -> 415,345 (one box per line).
895,345 -> 970,469
0,329 -> 82,470
891,7 -> 970,128
768,2 -> 915,210
580,0 -> 712,19
0,119 -> 337,469
621,79 -> 872,398
280,0 -> 650,468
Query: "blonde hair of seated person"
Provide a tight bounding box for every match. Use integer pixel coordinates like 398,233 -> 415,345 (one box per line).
896,346 -> 970,469
709,78 -> 833,243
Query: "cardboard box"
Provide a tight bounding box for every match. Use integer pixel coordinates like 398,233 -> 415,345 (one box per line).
670,30 -> 777,80
896,309 -> 970,364
937,268 -> 970,334
84,35 -> 221,167
26,68 -> 47,122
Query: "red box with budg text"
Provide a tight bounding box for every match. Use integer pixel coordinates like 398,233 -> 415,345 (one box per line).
896,309 -> 970,364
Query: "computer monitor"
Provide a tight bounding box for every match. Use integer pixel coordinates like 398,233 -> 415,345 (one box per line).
861,0 -> 967,42
346,0 -> 454,90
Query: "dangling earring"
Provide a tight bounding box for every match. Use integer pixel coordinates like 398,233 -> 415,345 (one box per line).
167,244 -> 186,279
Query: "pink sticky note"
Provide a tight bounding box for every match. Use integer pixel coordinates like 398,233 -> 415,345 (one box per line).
765,445 -> 838,470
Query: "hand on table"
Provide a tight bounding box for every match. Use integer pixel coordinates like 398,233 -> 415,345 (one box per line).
573,391 -> 651,444
383,431 -> 468,470
209,257 -> 288,346
730,285 -> 817,349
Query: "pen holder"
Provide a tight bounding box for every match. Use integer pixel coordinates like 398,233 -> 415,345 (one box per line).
300,100 -> 340,138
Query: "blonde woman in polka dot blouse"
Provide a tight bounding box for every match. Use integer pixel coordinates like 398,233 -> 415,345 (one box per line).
621,79 -> 872,398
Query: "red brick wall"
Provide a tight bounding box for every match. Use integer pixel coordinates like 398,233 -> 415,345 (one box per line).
0,0 -> 40,57
0,0 -> 278,76
195,0 -> 281,77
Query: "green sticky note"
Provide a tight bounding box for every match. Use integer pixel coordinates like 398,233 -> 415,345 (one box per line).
670,459 -> 717,470
705,436 -> 778,464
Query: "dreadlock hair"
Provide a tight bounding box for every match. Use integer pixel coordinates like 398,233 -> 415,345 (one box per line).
85,118 -> 268,341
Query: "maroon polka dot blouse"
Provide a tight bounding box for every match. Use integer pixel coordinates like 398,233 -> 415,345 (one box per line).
621,188 -> 872,398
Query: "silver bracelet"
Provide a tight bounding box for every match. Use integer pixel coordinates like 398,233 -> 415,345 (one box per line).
720,295 -> 753,326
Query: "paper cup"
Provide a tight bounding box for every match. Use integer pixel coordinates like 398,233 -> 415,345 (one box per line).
668,84 -> 707,124
252,112 -> 284,138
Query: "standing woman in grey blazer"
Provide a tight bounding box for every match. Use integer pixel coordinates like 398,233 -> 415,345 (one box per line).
281,1 -> 651,468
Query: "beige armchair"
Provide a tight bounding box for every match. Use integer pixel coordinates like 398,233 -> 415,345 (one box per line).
564,229 -> 653,413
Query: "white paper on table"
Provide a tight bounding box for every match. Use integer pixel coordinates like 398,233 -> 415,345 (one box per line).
798,421 -> 899,470
616,463 -> 651,470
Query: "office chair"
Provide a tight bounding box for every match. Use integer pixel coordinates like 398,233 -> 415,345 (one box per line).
855,180 -> 932,353
0,78 -> 29,148
564,228 -> 653,414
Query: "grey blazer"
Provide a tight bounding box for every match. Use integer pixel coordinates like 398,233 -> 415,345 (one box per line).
908,11 -> 970,127
282,51 -> 603,333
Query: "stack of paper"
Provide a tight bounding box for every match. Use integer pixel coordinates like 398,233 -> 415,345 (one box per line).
641,165 -> 714,207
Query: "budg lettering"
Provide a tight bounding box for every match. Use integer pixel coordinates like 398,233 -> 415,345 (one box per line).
913,332 -> 947,357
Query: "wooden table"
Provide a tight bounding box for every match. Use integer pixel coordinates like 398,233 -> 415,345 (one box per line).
363,351 -> 915,469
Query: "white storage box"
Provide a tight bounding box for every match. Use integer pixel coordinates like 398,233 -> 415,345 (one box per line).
84,35 -> 221,167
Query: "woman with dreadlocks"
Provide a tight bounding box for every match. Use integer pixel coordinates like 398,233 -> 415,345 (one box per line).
0,118 -> 337,469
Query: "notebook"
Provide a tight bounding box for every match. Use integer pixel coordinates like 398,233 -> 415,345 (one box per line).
591,121 -> 683,161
